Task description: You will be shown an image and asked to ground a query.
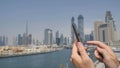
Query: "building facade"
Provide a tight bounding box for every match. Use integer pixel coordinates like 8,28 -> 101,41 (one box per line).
78,15 -> 84,42
56,31 -> 60,45
44,28 -> 53,45
94,11 -> 117,43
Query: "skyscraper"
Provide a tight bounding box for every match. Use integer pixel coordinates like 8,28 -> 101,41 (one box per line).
85,31 -> 94,42
105,11 -> 117,41
64,37 -> 67,45
94,21 -> 103,41
18,34 -> 23,45
56,31 -> 60,45
71,17 -> 75,44
23,33 -> 28,45
44,28 -> 53,45
60,34 -> 64,46
94,11 -> 117,43
78,15 -> 84,42
0,36 -> 2,45
2,36 -> 5,45
28,34 -> 32,45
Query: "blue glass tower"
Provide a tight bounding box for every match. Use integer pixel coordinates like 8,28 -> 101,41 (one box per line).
78,15 -> 84,42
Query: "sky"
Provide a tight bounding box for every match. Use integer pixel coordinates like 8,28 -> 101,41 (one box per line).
0,0 -> 120,45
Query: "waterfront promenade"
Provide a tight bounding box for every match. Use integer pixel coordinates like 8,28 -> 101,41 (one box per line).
0,45 -> 63,58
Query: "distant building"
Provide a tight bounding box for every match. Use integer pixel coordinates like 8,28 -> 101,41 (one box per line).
28,34 -> 32,45
90,31 -> 94,41
64,37 -> 67,45
85,31 -> 94,42
94,21 -> 103,41
60,34 -> 64,46
56,31 -> 60,45
0,36 -> 8,46
0,36 -> 2,45
78,15 -> 84,42
22,33 -> 28,45
44,28 -> 53,45
105,11 -> 117,41
18,34 -> 23,45
94,11 -> 117,43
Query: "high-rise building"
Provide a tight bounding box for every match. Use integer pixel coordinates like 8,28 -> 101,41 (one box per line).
3,36 -> 5,45
64,37 -> 67,45
90,31 -> 94,41
105,11 -> 117,41
94,21 -> 109,43
44,28 -> 53,45
18,34 -> 23,45
60,34 -> 64,46
94,21 -> 103,41
28,34 -> 32,45
56,31 -> 60,45
71,17 -> 75,44
78,15 -> 84,42
94,11 -> 117,43
85,31 -> 94,42
23,33 -> 28,45
0,36 -> 2,45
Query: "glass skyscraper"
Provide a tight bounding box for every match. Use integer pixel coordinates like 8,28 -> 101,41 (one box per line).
78,15 -> 84,42
56,31 -> 60,45
44,28 -> 53,45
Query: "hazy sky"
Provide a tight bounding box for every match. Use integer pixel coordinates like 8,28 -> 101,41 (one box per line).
0,0 -> 120,45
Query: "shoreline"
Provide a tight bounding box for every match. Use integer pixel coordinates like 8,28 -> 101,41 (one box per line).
0,49 -> 61,58
0,45 -> 63,58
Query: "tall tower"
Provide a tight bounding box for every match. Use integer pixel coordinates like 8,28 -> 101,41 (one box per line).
71,17 -> 75,44
105,11 -> 117,41
94,21 -> 103,41
56,31 -> 60,45
44,29 -> 53,45
60,34 -> 64,46
78,15 -> 84,42
94,11 -> 117,44
24,21 -> 28,46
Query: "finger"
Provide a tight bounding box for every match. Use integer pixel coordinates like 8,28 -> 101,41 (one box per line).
72,42 -> 78,55
87,41 -> 115,59
77,42 -> 88,58
94,50 -> 102,61
96,47 -> 109,59
87,41 -> 108,49
71,41 -> 82,62
87,52 -> 90,56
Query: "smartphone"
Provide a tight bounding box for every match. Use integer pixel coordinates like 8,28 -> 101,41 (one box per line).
72,22 -> 82,42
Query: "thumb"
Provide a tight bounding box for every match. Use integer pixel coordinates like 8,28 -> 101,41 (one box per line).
94,50 -> 102,61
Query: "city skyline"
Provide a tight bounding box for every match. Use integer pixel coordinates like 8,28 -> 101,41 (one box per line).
0,0 -> 120,45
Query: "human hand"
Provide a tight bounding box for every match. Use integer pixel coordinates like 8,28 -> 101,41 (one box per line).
70,42 -> 94,68
87,41 -> 120,68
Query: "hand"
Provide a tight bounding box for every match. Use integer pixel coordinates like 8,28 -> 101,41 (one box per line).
71,42 -> 94,68
87,41 -> 120,68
